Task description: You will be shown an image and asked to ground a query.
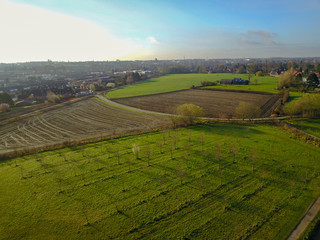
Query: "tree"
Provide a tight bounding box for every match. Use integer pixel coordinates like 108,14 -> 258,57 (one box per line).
229,141 -> 239,164
251,148 -> 258,172
89,84 -> 96,91
235,102 -> 261,120
214,142 -> 223,170
283,94 -> 320,117
306,73 -> 319,87
292,73 -> 303,87
0,92 -> 14,106
132,143 -> 140,159
0,103 -> 10,112
176,103 -> 204,125
145,145 -> 152,166
278,68 -> 295,88
256,71 -> 263,77
47,91 -> 60,103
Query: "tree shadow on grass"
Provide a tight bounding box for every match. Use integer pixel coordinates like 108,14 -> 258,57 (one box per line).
187,124 -> 265,139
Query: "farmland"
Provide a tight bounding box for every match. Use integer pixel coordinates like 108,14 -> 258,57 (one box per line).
1,124 -> 320,239
0,98 -> 169,155
107,73 -> 279,99
113,89 -> 281,118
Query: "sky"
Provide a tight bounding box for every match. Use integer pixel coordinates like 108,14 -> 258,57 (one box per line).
1,0 -> 320,62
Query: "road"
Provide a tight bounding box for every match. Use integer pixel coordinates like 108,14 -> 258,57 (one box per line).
287,196 -> 320,240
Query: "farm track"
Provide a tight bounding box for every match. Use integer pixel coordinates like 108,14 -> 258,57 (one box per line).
113,89 -> 281,118
0,98 -> 169,155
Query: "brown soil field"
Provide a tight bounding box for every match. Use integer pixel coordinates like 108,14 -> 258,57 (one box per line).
0,98 -> 169,155
113,89 -> 281,118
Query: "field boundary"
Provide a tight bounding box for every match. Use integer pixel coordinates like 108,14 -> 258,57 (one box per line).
200,87 -> 276,95
286,196 -> 320,240
279,121 -> 320,145
110,88 -> 192,100
0,123 -> 170,160
111,88 -> 278,101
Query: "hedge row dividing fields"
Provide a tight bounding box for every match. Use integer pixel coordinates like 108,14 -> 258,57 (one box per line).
1,124 -> 320,239
0,98 -> 169,155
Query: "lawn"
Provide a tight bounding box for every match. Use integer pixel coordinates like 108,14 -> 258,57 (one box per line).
1,123 -> 320,239
107,73 -> 280,98
286,118 -> 320,138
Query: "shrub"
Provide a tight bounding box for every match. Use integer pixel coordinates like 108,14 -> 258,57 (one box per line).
0,103 -> 10,112
283,94 -> 320,117
176,103 -> 204,125
201,81 -> 217,87
235,102 -> 261,120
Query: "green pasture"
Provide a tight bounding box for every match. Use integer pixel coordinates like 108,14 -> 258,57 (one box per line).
107,73 -> 279,99
1,123 -> 320,239
287,118 -> 320,138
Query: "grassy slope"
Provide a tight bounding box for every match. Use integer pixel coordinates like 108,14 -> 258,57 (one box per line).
1,124 -> 320,239
107,73 -> 279,99
287,119 -> 320,138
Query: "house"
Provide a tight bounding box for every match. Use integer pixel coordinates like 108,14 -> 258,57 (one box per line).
270,70 -> 282,77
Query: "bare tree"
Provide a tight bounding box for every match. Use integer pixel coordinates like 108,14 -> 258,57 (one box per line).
171,131 -> 179,150
235,101 -> 261,120
157,140 -> 164,154
19,166 -> 25,179
176,163 -> 186,184
199,132 -> 205,153
115,149 -> 121,165
251,148 -> 258,172
81,206 -> 90,225
215,143 -> 222,170
132,143 -> 140,159
162,132 -> 166,145
229,141 -> 239,164
169,141 -> 175,160
145,145 -> 152,166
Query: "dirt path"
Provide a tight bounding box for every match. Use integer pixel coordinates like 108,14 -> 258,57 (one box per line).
287,196 -> 320,240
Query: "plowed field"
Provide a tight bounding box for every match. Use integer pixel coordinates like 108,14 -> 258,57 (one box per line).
0,98 -> 169,154
113,89 -> 281,118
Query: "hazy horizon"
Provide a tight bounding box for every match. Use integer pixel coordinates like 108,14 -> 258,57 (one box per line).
1,0 -> 320,63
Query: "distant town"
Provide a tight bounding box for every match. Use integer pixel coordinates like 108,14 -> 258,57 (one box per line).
0,57 -> 320,107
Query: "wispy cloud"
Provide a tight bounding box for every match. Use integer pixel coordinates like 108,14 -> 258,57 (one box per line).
246,30 -> 277,38
146,36 -> 159,44
239,30 -> 280,46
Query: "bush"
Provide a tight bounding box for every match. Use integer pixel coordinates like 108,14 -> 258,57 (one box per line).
283,94 -> 320,117
201,81 -> 217,87
0,103 -> 10,112
235,102 -> 261,120
176,103 -> 204,125
0,92 -> 14,106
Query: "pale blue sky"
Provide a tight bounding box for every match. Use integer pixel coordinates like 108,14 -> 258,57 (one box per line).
2,0 -> 320,62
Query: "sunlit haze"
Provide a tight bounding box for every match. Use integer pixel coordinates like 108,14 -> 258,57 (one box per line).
1,0 -> 320,63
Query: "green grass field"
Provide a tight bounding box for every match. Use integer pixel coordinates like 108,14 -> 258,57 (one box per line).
107,73 -> 279,99
1,123 -> 320,239
287,118 -> 320,138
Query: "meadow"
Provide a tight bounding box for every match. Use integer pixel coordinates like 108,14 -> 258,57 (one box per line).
107,73 -> 279,99
1,123 -> 320,239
